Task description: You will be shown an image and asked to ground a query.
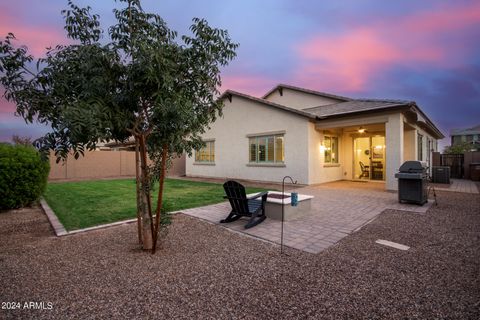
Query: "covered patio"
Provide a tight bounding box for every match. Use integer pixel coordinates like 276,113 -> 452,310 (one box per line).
181,180 -> 434,253
310,101 -> 444,191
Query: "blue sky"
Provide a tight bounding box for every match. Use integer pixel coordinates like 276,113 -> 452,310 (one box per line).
1,0 -> 479,148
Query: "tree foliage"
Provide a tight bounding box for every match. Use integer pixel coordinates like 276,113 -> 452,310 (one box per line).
0,0 -> 238,252
443,141 -> 480,154
12,135 -> 33,146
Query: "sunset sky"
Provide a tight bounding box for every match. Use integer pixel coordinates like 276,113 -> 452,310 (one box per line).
1,0 -> 479,148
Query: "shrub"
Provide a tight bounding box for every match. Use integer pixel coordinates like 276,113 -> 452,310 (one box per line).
0,143 -> 50,209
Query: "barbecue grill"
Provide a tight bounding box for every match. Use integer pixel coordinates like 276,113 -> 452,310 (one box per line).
395,161 -> 428,205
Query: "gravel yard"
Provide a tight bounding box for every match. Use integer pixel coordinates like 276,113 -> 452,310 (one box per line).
1,190 -> 479,319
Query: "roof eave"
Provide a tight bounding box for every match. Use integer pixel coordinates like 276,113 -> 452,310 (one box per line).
410,104 -> 445,139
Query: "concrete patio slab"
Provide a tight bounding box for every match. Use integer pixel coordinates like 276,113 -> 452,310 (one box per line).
180,181 -> 434,254
431,178 -> 479,194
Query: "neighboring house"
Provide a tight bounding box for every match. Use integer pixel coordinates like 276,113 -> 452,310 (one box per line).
186,84 -> 444,190
450,124 -> 480,151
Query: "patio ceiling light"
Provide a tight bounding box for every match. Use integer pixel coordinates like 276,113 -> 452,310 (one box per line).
358,127 -> 366,133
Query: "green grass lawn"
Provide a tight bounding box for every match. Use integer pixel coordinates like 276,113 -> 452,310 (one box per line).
43,178 -> 268,231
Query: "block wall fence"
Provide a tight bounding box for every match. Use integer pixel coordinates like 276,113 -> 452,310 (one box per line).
49,150 -> 185,181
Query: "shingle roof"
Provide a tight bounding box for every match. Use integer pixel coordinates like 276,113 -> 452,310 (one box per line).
302,99 -> 413,118
262,83 -> 352,102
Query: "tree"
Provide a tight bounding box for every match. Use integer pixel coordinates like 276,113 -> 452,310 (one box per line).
12,135 -> 33,146
443,141 -> 479,154
0,0 -> 238,253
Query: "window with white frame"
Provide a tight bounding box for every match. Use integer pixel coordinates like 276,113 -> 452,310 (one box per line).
324,135 -> 339,164
195,140 -> 215,163
249,134 -> 284,163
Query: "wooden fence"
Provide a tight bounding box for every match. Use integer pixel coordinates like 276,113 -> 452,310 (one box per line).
432,151 -> 480,179
49,150 -> 185,181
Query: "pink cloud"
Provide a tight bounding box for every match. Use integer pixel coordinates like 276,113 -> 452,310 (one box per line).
295,2 -> 480,92
402,3 -> 480,33
0,9 -> 70,57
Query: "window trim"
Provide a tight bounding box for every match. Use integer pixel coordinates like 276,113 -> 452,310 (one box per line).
248,133 -> 285,164
324,134 -> 339,164
194,139 -> 215,164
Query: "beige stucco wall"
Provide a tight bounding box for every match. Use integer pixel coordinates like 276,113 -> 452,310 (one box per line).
264,87 -> 342,110
186,95 -> 311,184
49,150 -> 185,180
49,150 -> 137,180
403,128 -> 417,161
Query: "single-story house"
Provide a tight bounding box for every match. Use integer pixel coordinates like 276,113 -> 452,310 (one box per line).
186,84 -> 444,190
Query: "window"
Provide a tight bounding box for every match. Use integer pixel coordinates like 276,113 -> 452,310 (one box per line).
195,140 -> 215,163
324,135 -> 338,164
249,135 -> 284,163
417,134 -> 423,161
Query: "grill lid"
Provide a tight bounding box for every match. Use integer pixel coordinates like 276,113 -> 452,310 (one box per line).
398,161 -> 427,173
395,172 -> 425,179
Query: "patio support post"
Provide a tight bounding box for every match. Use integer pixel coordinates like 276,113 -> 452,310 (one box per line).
385,114 -> 404,191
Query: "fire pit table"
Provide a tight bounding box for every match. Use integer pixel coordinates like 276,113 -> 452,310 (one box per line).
247,191 -> 314,221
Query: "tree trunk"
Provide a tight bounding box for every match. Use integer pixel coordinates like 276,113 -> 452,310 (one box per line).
138,134 -> 153,250
152,144 -> 168,254
134,136 -> 142,244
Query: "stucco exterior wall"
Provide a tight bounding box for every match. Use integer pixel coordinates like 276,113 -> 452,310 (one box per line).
186,96 -> 311,184
403,128 -> 417,161
264,88 -> 342,110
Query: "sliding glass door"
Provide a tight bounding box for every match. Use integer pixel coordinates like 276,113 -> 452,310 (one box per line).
353,135 -> 385,180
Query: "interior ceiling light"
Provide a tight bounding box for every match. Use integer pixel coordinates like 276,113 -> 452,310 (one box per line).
358,127 -> 366,133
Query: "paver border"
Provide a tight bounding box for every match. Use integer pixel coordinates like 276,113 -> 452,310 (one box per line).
40,198 -> 68,236
40,198 -> 148,237
39,198 -> 209,237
